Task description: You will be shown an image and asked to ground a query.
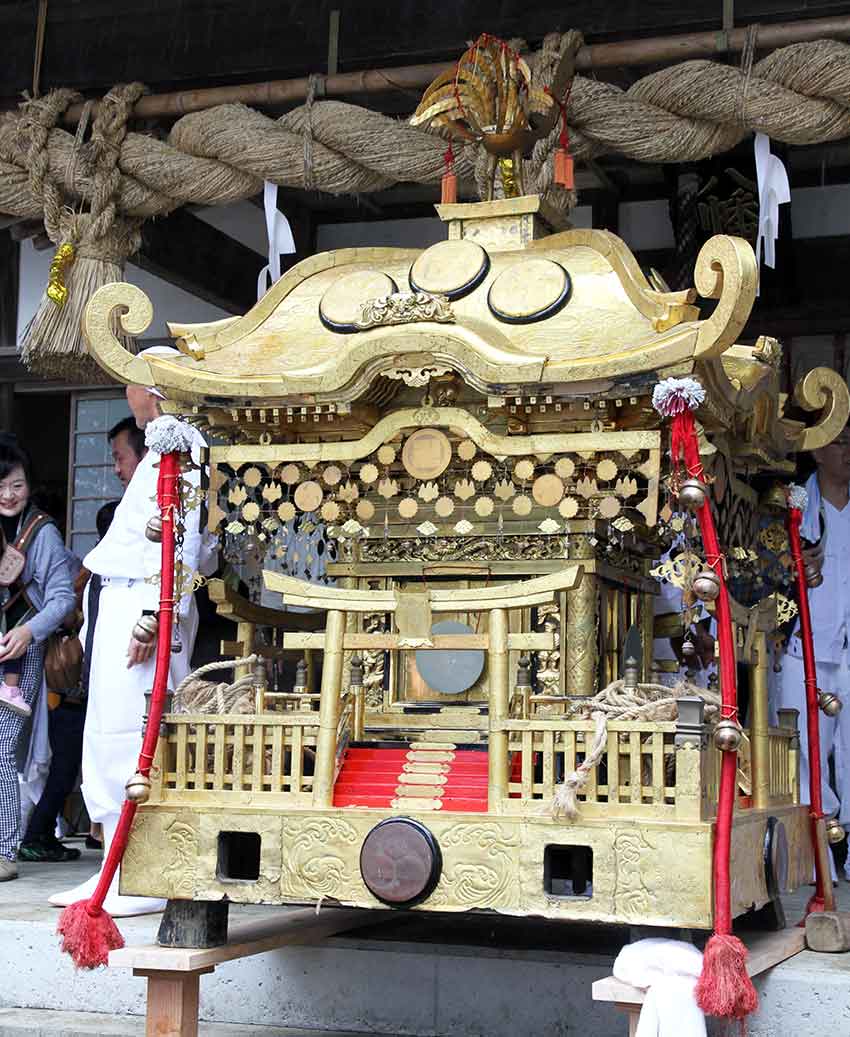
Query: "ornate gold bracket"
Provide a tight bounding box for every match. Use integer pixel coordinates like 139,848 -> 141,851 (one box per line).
81,282 -> 157,384
792,367 -> 850,451
694,235 -> 758,358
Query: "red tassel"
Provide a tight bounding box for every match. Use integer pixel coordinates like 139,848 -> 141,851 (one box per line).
695,933 -> 758,1020
554,150 -> 574,189
441,171 -> 457,204
57,900 -> 125,969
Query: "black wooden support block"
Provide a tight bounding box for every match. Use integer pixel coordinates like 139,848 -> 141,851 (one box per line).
157,899 -> 230,949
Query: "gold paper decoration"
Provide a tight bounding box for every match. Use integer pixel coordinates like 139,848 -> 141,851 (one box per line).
243,467 -> 262,488
454,479 -> 475,501
278,501 -> 296,521
377,445 -> 396,465
455,519 -> 474,534
418,481 -> 439,502
338,480 -> 359,503
323,465 -> 342,486
280,463 -> 300,485
532,474 -> 564,507
559,497 -> 579,518
321,501 -> 341,521
261,482 -> 282,502
457,440 -> 476,461
576,476 -> 597,499
294,481 -> 323,512
402,428 -> 452,480
356,499 -> 375,521
474,497 -> 494,517
471,460 -> 493,482
514,459 -> 534,481
494,479 -> 515,501
615,476 -> 638,498
242,502 -> 260,522
598,496 -> 621,519
512,495 -> 532,516
596,458 -> 618,481
378,477 -> 399,499
360,463 -> 379,483
555,457 -> 575,479
228,485 -> 247,506
435,496 -> 455,517
398,497 -> 419,518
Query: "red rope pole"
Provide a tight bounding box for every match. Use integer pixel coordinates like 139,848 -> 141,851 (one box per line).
786,505 -> 829,912
57,451 -> 180,967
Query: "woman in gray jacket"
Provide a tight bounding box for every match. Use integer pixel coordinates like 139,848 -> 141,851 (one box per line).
0,436 -> 75,882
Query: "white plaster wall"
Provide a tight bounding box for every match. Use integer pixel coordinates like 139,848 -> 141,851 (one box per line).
16,239 -> 231,344
193,200 -> 268,256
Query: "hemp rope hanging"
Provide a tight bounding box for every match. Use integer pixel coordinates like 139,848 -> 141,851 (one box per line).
4,32 -> 850,376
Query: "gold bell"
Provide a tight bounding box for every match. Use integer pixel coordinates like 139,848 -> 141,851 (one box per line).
692,568 -> 721,602
819,691 -> 843,717
145,515 -> 164,543
132,613 -> 159,645
826,817 -> 846,845
677,477 -> 707,511
713,718 -> 743,752
125,772 -> 152,804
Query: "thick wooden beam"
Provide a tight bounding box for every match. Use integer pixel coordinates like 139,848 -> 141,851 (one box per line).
134,207 -> 262,315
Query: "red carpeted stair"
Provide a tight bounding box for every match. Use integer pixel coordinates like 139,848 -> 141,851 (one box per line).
333,743 -> 489,812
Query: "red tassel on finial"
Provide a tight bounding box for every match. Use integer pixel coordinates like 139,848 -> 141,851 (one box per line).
550,83 -> 575,190
57,900 -> 124,969
441,143 -> 457,204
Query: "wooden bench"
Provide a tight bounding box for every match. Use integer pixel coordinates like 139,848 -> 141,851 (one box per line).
109,907 -> 386,1037
592,928 -> 806,1035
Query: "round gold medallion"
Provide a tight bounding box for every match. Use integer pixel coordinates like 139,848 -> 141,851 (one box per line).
322,464 -> 342,486
377,445 -> 396,466
398,497 -> 418,519
512,495 -> 532,517
532,474 -> 564,507
409,239 -> 490,300
514,459 -> 535,482
457,440 -> 476,461
279,463 -> 300,485
474,497 -> 494,517
435,496 -> 455,518
356,499 -> 375,521
596,458 -> 618,481
402,428 -> 452,480
488,258 -> 571,324
321,501 -> 341,522
242,502 -> 260,522
319,270 -> 398,332
554,457 -> 575,479
598,496 -> 621,519
359,463 -> 379,484
243,466 -> 262,488
278,501 -> 296,521
471,460 -> 493,483
559,497 -> 579,519
294,481 -> 323,512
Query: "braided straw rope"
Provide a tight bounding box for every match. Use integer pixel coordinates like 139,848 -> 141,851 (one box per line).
551,678 -> 720,820
172,653 -> 260,715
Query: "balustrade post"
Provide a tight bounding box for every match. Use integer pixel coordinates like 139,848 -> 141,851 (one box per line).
778,707 -> 801,804
751,630 -> 770,810
313,610 -> 345,808
488,608 -> 510,812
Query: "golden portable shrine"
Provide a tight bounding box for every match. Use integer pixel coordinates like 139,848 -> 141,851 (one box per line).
79,191 -> 850,939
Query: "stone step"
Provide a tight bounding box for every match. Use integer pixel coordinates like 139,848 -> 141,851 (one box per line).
0,1009 -> 377,1037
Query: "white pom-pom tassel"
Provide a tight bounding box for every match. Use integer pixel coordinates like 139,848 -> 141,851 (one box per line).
145,415 -> 195,454
788,483 -> 809,512
651,377 -> 706,417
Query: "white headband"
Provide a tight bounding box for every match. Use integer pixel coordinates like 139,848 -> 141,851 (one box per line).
138,345 -> 182,399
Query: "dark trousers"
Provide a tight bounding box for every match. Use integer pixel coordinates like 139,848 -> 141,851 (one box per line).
23,700 -> 86,842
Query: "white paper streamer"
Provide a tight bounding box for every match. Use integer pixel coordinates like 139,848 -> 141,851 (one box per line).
754,133 -> 790,289
257,180 -> 296,299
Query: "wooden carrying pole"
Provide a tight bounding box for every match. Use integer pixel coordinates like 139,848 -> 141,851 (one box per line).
59,14 -> 850,125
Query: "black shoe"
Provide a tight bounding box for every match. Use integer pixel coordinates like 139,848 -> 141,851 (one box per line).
85,835 -> 103,851
18,836 -> 81,863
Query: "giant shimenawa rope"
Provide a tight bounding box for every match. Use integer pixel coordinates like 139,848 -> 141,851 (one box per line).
4,35 -> 850,227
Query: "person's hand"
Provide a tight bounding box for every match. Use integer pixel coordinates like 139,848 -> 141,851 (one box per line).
802,541 -> 824,579
0,624 -> 33,662
127,635 -> 155,668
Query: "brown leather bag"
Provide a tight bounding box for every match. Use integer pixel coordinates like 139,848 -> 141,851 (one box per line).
44,631 -> 83,695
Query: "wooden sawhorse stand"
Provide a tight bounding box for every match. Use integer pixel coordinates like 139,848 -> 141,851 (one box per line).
592,927 -> 806,1035
109,907 -> 380,1037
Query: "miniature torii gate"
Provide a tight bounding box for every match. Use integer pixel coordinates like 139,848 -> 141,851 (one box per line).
263,566 -> 583,811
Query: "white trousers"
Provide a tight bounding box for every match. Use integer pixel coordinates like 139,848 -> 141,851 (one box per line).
774,652 -> 850,824
81,581 -> 198,822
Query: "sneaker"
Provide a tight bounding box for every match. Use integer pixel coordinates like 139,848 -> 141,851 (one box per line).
18,836 -> 81,863
0,682 -> 30,717
0,857 -> 17,881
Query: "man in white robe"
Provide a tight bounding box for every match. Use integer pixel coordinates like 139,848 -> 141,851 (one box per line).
50,350 -> 215,915
775,426 -> 850,866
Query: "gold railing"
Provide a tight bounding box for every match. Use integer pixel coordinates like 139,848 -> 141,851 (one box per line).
767,727 -> 798,804
156,714 -> 319,804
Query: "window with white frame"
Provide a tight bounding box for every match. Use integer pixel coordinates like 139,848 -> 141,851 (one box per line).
67,392 -> 131,558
